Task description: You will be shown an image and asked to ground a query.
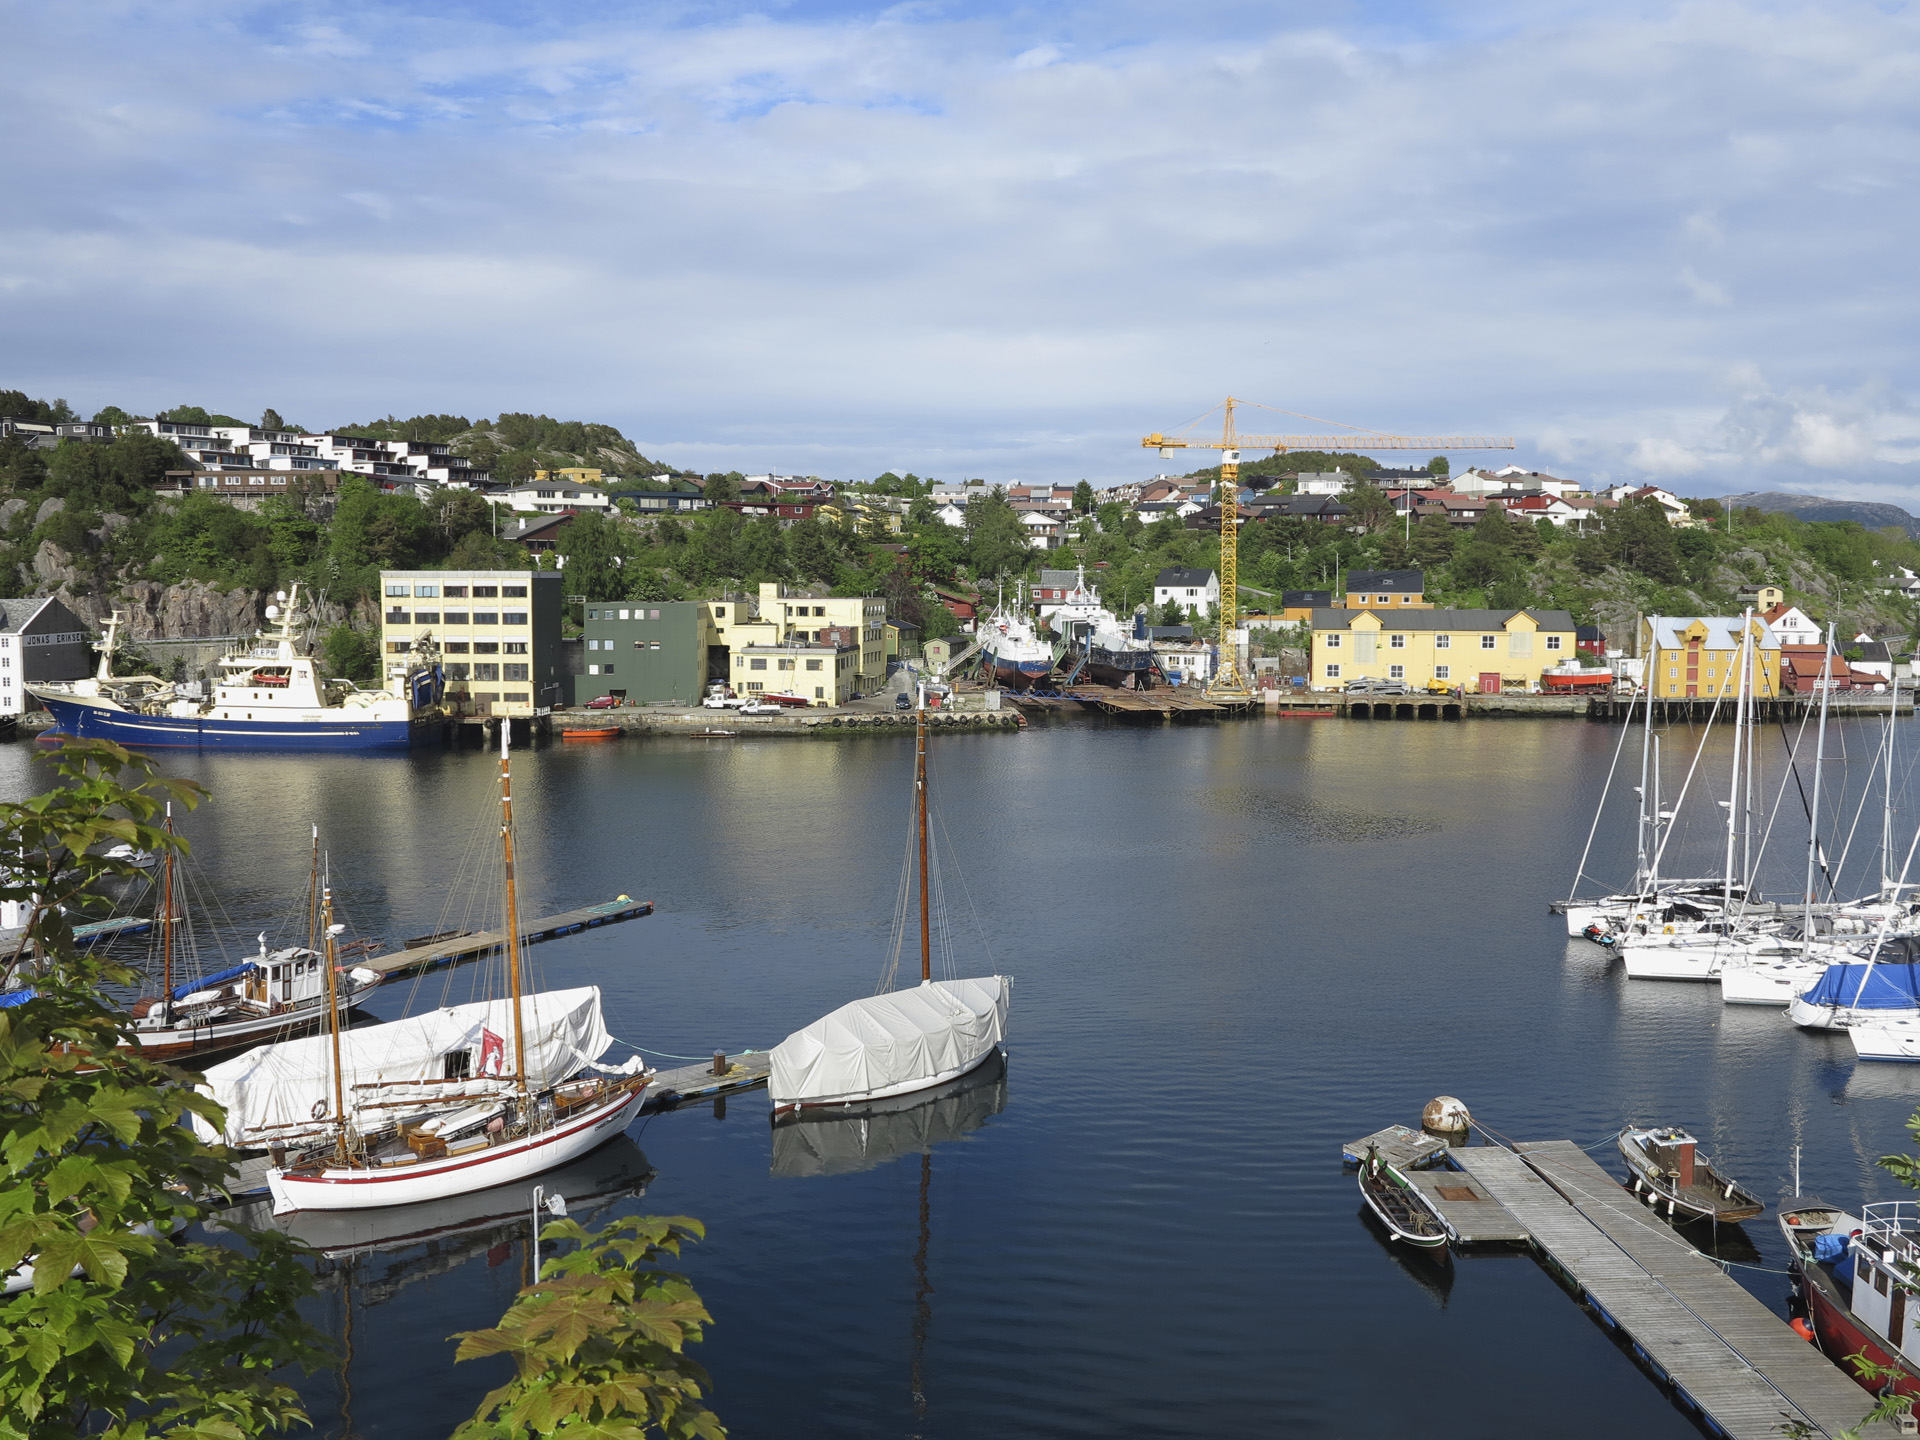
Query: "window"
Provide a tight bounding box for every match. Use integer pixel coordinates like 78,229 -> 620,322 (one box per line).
443,611 -> 468,625
1390,634 -> 1405,649
778,658 -> 795,671
503,585 -> 527,597
1388,664 -> 1405,679
586,609 -> 598,621
385,583 -> 410,597
814,606 -> 826,616
446,642 -> 469,654
651,609 -> 661,620
1325,663 -> 1342,678
1670,668 -> 1679,679
446,663 -> 470,679
474,641 -> 499,654
1435,634 -> 1451,649
504,663 -> 529,681
473,663 -> 500,681
586,639 -> 598,651
1545,635 -> 1562,651
1481,635 -> 1497,649
587,664 -> 600,676
385,641 -> 409,654
386,608 -> 408,624
617,609 -> 629,621
746,681 -> 763,691
473,612 -> 498,625
504,641 -> 527,654
414,585 -> 437,597
1435,664 -> 1451,680
815,687 -> 825,698
713,607 -> 726,619
413,611 -> 439,624
502,612 -> 527,625
806,659 -> 823,671
443,585 -> 467,598
1325,634 -> 1341,649
649,641 -> 660,651
473,586 -> 498,598
750,658 -> 767,671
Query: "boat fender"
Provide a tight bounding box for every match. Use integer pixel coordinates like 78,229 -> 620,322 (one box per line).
1790,1317 -> 1815,1342
1664,925 -> 1675,935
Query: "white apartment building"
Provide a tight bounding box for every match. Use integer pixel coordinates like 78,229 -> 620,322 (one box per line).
492,481 -> 614,515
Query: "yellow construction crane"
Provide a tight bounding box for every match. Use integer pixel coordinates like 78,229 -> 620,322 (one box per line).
1141,397 -> 1514,700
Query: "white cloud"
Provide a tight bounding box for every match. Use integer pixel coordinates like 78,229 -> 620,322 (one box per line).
2,1 -> 1920,496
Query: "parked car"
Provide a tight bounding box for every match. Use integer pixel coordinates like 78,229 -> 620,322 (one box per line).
894,691 -> 913,710
738,700 -> 785,716
584,695 -> 622,709
701,692 -> 744,709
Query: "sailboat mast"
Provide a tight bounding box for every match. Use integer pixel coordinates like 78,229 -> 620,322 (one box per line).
917,700 -> 931,984
1636,628 -> 1656,892
1884,668 -> 1901,900
500,723 -> 529,1091
1723,615 -> 1749,912
1743,624 -> 1757,889
1804,627 -> 1835,959
306,824 -> 319,958
322,880 -> 346,1160
159,803 -> 175,1010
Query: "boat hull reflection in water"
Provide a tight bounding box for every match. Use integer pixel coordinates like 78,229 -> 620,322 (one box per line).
771,1051 -> 1008,1180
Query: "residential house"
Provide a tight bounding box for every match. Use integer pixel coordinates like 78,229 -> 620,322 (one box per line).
619,489 -> 709,513
1154,567 -> 1219,618
0,596 -> 91,716
1736,583 -> 1785,611
578,600 -> 714,706
1445,470 -> 1517,499
501,512 -> 578,555
378,569 -> 567,716
1576,624 -> 1609,657
1850,638 -> 1900,685
1154,636 -> 1214,685
1779,646 -> 1876,694
1761,602 -> 1823,647
929,584 -> 980,624
1342,570 -> 1429,609
1641,616 -> 1783,700
1019,510 -> 1066,549
1293,471 -> 1355,497
1503,493 -> 1588,527
1311,608 -> 1580,693
1279,590 -> 1333,624
1623,486 -> 1692,526
1247,494 -> 1352,524
534,468 -> 603,485
0,418 -> 113,449
493,480 -> 614,515
159,469 -> 342,510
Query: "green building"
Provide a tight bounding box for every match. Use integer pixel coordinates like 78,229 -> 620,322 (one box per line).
580,601 -> 712,706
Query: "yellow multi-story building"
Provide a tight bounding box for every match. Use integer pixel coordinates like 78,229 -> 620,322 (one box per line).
1310,607 -> 1578,692
532,467 -> 604,484
380,569 -> 566,716
728,640 -> 860,704
723,583 -> 887,693
1642,616 -> 1781,699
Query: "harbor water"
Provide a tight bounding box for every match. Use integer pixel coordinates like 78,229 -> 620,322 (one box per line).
9,711 -> 1920,1438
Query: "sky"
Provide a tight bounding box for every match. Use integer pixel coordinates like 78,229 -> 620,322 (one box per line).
4,0 -> 1920,501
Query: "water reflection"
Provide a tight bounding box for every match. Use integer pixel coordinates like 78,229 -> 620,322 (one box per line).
770,1051 -> 1008,1180
1356,1205 -> 1455,1310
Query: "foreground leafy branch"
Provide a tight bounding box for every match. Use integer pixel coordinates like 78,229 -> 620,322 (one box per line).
451,1215 -> 725,1440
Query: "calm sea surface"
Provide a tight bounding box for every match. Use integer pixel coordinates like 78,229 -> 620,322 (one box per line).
8,710 -> 1920,1439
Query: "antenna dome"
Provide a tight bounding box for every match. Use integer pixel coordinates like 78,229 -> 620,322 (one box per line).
265,605 -> 280,620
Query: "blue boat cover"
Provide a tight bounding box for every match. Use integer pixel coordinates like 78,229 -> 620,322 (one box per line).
172,962 -> 259,1001
0,989 -> 35,1008
1800,963 -> 1920,1010
1812,1233 -> 1849,1262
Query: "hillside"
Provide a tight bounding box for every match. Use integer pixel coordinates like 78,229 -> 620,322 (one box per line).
1719,491 -> 1920,540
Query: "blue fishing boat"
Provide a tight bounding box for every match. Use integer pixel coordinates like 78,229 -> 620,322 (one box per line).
29,586 -> 447,752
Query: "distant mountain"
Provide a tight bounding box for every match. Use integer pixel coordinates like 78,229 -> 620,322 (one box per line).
1721,490 -> 1920,539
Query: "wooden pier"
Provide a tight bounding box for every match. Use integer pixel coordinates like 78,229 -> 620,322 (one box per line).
642,1050 -> 772,1111
1006,686 -> 1254,721
1445,1141 -> 1892,1438
359,897 -> 654,979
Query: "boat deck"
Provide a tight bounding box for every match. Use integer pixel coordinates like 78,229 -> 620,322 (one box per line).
359,898 -> 654,978
1447,1141 -> 1890,1438
1342,1123 -> 1450,1171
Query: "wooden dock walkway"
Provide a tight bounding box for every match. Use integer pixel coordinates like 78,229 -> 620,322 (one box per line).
1451,1142 -> 1889,1439
642,1050 -> 772,1111
360,897 -> 654,979
1405,1165 -> 1531,1245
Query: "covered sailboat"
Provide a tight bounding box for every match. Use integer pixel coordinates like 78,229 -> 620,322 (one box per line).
769,690 -> 1010,1113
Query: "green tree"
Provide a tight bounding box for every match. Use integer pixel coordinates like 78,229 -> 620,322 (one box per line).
261,407 -> 285,431
1338,476 -> 1393,530
735,517 -> 788,584
1156,597 -> 1187,626
321,622 -> 380,682
962,489 -> 1029,580
786,517 -> 838,587
91,406 -> 139,429
555,514 -> 633,602
0,739 -> 329,1439
1427,456 -> 1450,476
702,473 -> 743,505
1073,480 -> 1095,514
451,1214 -> 722,1440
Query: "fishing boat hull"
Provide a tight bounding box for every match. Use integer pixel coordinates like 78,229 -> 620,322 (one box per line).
1617,1125 -> 1764,1223
124,972 -> 382,1061
36,695 -> 434,752
1358,1155 -> 1449,1248
988,656 -> 1052,691
1781,1200 -> 1920,1404
266,1081 -> 649,1215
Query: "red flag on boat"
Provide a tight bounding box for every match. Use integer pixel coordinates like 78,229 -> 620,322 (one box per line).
479,1027 -> 506,1075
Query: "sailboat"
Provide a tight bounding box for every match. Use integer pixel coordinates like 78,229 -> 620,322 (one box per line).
768,690 -> 1010,1112
198,724 -> 652,1213
121,814 -> 384,1060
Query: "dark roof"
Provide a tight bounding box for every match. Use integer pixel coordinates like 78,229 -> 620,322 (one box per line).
0,598 -> 53,633
1345,570 -> 1423,593
1156,567 -> 1216,587
1311,607 -> 1578,632
1252,495 -> 1351,518
1147,625 -> 1193,640
1282,590 -> 1334,607
1575,624 -> 1607,640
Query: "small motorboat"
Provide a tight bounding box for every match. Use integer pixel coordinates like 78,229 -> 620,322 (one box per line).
561,726 -> 621,741
1358,1146 -> 1449,1249
1617,1124 -> 1764,1222
1778,1196 -> 1920,1403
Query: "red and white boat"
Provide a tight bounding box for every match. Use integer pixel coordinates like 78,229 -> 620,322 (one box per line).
1539,662 -> 1614,692
1780,1195 -> 1920,1401
201,725 -> 652,1215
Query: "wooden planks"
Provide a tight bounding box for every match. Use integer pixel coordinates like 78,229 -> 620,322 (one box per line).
643,1051 -> 771,1110
1343,1123 -> 1449,1171
359,898 -> 654,978
1452,1141 -> 1888,1439
1404,1167 -> 1531,1245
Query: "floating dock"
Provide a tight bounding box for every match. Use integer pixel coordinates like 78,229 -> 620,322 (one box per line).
1438,1140 -> 1891,1439
359,898 -> 654,979
1342,1123 -> 1450,1171
642,1051 -> 772,1111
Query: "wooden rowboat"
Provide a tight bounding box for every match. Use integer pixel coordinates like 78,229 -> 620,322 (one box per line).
561,727 -> 621,741
1358,1146 -> 1449,1248
1617,1124 -> 1764,1223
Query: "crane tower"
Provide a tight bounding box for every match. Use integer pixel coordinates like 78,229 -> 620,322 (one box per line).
1141,398 -> 1515,700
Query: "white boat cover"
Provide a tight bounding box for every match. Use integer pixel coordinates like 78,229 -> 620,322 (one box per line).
192,986 -> 614,1146
769,976 -> 1008,1108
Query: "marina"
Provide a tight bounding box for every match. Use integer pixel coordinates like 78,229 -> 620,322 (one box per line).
355,897 -> 655,978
